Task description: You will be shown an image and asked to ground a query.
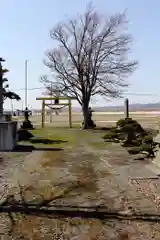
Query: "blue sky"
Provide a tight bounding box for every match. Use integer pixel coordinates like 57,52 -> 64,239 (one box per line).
1,0 -> 160,110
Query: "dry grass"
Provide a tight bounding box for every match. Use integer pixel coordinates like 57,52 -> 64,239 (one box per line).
24,111 -> 160,129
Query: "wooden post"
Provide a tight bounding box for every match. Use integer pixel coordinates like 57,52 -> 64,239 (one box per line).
68,99 -> 72,128
42,100 -> 45,128
124,98 -> 129,118
50,82 -> 53,123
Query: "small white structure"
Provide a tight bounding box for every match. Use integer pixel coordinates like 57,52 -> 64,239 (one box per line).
0,121 -> 17,151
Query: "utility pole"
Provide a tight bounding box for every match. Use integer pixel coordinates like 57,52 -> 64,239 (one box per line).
11,99 -> 13,115
25,60 -> 29,109
21,100 -> 23,111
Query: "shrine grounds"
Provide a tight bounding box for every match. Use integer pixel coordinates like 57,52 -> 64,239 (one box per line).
1,111 -> 160,238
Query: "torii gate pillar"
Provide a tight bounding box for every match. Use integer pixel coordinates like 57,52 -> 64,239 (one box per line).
36,96 -> 75,128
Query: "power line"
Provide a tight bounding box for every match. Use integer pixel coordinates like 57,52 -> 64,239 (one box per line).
13,87 -> 45,91
123,92 -> 160,96
11,87 -> 160,97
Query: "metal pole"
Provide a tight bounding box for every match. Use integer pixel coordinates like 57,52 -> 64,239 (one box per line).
21,100 -> 23,111
25,60 -> 29,109
50,82 -> 53,123
11,99 -> 13,115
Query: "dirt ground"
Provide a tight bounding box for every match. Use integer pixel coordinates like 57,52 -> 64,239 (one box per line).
1,116 -> 160,239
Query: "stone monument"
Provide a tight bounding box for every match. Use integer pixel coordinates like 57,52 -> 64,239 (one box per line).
124,98 -> 129,118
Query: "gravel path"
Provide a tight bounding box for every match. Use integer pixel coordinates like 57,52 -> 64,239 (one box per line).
0,154 -> 27,197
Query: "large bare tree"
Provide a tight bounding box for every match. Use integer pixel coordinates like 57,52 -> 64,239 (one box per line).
43,4 -> 138,129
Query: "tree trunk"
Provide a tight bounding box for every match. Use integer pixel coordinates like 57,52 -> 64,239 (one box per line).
82,104 -> 89,129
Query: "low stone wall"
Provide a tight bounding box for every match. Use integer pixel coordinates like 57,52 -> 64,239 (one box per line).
0,121 -> 17,151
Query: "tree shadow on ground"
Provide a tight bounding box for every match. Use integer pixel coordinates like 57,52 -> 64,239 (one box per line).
29,138 -> 67,145
94,127 -> 113,131
17,129 -> 67,144
15,129 -> 67,153
6,145 -> 64,153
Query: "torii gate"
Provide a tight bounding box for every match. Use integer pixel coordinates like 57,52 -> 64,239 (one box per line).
36,96 -> 76,128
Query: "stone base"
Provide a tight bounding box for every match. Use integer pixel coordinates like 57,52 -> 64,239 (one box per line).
0,116 -> 6,122
0,114 -> 12,122
82,119 -> 96,129
21,120 -> 34,130
0,121 -> 17,151
17,129 -> 34,141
